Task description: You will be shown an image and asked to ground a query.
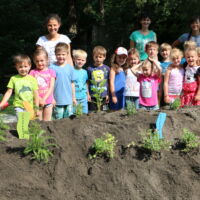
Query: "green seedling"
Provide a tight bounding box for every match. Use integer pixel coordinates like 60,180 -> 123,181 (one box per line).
89,133 -> 117,159
90,79 -> 107,112
170,98 -> 181,110
180,129 -> 200,152
140,129 -> 171,152
74,103 -> 83,116
24,121 -> 57,163
126,101 -> 137,115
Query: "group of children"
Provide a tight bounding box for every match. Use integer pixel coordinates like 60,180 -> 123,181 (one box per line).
1,14 -> 200,121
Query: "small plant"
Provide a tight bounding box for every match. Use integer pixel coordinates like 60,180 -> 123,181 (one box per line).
0,119 -> 10,141
126,101 -> 137,115
89,133 -> 117,159
140,129 -> 171,152
180,129 -> 200,152
90,79 -> 107,112
0,130 -> 6,141
74,103 -> 83,116
24,121 -> 57,163
170,98 -> 181,110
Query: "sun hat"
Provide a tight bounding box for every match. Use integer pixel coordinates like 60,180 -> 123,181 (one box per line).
115,47 -> 128,56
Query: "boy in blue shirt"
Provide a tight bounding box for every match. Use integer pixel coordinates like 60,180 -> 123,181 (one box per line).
50,42 -> 76,119
87,46 -> 110,111
73,49 -> 89,114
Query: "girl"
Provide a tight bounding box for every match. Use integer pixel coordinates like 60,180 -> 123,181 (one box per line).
132,58 -> 161,110
36,14 -> 73,66
181,48 -> 200,106
30,48 -> 56,121
109,47 -> 128,110
172,16 -> 200,47
129,13 -> 157,61
124,48 -> 140,109
164,48 -> 184,104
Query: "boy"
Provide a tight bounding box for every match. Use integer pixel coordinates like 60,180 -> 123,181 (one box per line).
87,46 -> 110,111
72,49 -> 89,114
0,54 -> 39,117
49,42 -> 76,119
159,43 -> 172,74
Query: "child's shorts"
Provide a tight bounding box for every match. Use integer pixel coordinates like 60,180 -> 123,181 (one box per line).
76,98 -> 88,114
54,105 -> 73,119
139,104 -> 159,111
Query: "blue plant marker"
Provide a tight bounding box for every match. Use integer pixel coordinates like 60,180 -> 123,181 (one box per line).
156,112 -> 167,139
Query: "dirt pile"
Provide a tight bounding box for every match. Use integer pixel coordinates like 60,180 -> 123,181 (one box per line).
0,108 -> 200,200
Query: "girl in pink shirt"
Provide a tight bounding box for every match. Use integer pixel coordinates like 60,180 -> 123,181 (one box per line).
132,58 -> 161,110
164,48 -> 184,103
30,48 -> 56,121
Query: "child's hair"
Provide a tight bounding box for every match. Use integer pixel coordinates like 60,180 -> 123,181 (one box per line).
139,12 -> 151,20
145,41 -> 159,51
196,47 -> 200,55
141,59 -> 153,71
55,42 -> 69,54
72,49 -> 87,59
184,48 -> 198,57
183,40 -> 197,50
33,47 -> 48,61
128,48 -> 140,58
111,48 -> 128,69
13,54 -> 31,66
93,46 -> 107,57
159,43 -> 172,53
45,13 -> 61,25
170,48 -> 183,60
187,16 -> 200,40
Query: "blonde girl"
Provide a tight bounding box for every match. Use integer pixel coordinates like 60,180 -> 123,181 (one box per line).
30,48 -> 56,121
124,48 -> 140,109
109,47 -> 128,110
36,14 -> 73,66
164,48 -> 184,104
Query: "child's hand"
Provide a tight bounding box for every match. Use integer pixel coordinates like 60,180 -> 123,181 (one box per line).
52,99 -> 56,107
73,98 -> 77,105
164,95 -> 171,104
87,94 -> 91,102
112,96 -> 117,104
195,94 -> 200,101
106,95 -> 109,103
39,99 -> 45,107
35,110 -> 40,118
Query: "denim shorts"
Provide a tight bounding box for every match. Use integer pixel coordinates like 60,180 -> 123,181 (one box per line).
139,104 -> 159,111
125,96 -> 139,109
54,105 -> 73,119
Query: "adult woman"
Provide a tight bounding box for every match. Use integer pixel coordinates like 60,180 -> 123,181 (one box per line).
172,16 -> 200,48
129,13 -> 157,61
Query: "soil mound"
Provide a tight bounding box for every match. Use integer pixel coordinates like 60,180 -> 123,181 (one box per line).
0,108 -> 200,200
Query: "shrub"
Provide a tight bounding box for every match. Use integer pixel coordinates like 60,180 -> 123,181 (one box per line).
89,133 -> 117,159
126,101 -> 137,116
170,99 -> 181,110
180,129 -> 200,152
24,121 -> 57,163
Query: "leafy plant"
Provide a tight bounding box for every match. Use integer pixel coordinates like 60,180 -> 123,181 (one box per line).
140,129 -> 171,152
0,130 -> 6,141
180,129 -> 200,152
89,133 -> 117,159
74,103 -> 83,116
90,79 -> 107,112
170,98 -> 181,110
0,119 -> 10,141
24,121 -> 57,163
126,101 -> 137,115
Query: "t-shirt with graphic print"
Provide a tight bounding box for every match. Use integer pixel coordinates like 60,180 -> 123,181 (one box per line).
7,75 -> 38,108
87,64 -> 110,98
29,68 -> 56,104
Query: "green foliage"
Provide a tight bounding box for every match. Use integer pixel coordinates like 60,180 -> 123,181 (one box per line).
74,103 -> 83,116
126,101 -> 137,116
90,79 -> 107,112
170,99 -> 181,110
89,133 -> 117,159
0,119 -> 9,141
141,129 -> 171,152
24,121 -> 57,163
181,129 -> 200,152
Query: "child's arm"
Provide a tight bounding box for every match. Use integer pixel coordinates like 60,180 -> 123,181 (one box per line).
0,88 -> 13,109
40,77 -> 55,107
163,68 -> 171,103
110,67 -> 117,104
130,63 -> 141,77
87,81 -> 91,102
149,58 -> 162,77
71,81 -> 77,105
195,76 -> 200,101
33,89 -> 40,116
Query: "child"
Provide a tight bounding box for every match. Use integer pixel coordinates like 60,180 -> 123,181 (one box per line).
72,49 -> 89,114
124,48 -> 140,109
109,47 -> 128,110
36,14 -> 73,66
30,48 -> 56,121
87,46 -> 110,111
0,54 -> 39,117
49,42 -> 76,119
181,48 -> 200,106
164,48 -> 184,104
159,43 -> 172,74
132,58 -> 161,110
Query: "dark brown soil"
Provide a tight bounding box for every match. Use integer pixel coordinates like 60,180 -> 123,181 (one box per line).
0,108 -> 200,200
